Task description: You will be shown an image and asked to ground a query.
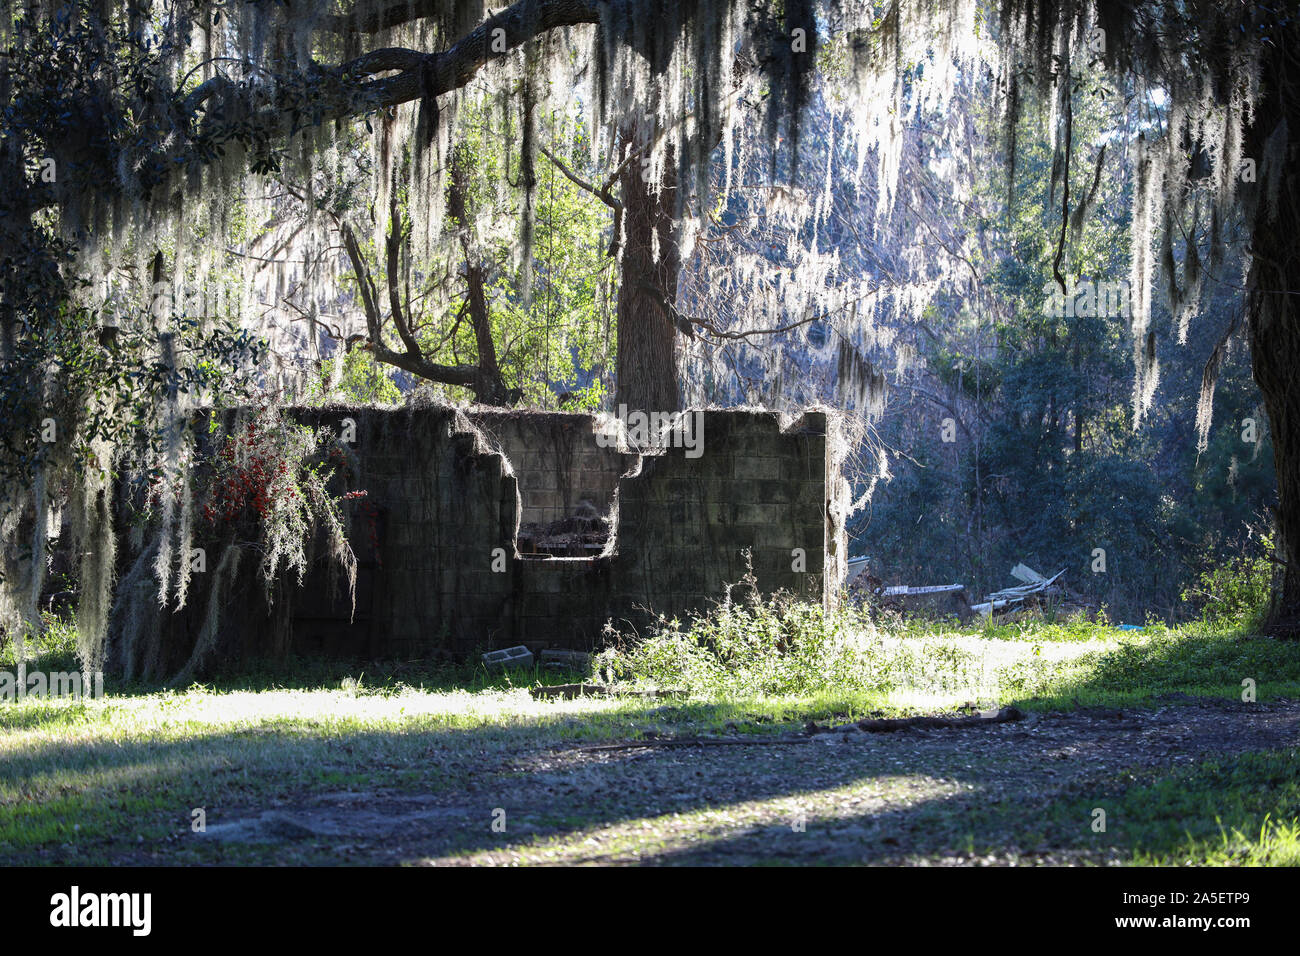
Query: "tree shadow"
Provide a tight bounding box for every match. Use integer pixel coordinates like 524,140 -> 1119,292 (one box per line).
0,706 -> 982,864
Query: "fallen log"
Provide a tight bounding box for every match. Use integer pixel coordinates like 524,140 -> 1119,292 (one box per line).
854,705 -> 1025,733
530,683 -> 610,699
576,736 -> 811,752
529,683 -> 687,700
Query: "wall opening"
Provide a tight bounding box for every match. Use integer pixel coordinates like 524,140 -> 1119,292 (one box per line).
517,498 -> 612,557
466,410 -> 635,560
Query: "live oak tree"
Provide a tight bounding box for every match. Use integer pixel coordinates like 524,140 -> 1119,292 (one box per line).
6,0 -> 1300,665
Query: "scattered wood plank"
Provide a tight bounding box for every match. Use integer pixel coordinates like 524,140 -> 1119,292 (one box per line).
877,583 -> 974,621
1009,563 -> 1047,585
974,569 -> 1067,618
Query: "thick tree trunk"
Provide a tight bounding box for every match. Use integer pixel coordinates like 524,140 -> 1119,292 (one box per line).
1246,23 -> 1300,635
1249,248 -> 1300,633
614,147 -> 682,413
1252,311 -> 1300,634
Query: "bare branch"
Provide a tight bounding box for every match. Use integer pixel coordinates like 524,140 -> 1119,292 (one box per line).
539,145 -> 622,211
384,195 -> 423,358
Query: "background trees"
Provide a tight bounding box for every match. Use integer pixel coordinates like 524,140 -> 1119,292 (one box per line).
858,78 -> 1271,619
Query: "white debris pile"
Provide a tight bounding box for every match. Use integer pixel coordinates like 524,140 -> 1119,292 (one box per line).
846,559 -> 1084,621
970,565 -> 1066,618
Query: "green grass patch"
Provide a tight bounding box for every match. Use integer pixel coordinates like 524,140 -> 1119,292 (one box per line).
1050,749 -> 1300,866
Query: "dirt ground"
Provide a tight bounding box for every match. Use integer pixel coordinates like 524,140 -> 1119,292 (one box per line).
189,695 -> 1300,865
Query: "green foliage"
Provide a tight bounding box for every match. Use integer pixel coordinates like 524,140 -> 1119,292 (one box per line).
333,95 -> 617,408
305,349 -> 402,406
1054,620 -> 1298,699
597,593 -> 859,696
600,589 -> 1003,700
1182,532 -> 1273,628
0,611 -> 78,669
461,103 -> 616,408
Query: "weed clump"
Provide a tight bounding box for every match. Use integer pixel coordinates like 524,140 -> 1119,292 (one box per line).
596,575 -> 988,699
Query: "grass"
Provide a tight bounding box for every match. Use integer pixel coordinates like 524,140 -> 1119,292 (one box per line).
1121,751 -> 1300,865
990,747 -> 1300,867
2,601 -> 1299,865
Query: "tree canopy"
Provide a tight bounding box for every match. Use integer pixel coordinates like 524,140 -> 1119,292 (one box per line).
4,0 -> 1300,667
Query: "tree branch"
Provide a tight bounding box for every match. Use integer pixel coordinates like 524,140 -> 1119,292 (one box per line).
538,145 -> 622,211
342,0 -> 600,113
336,209 -> 478,391
324,0 -> 448,35
384,194 -> 423,358
185,0 -> 601,123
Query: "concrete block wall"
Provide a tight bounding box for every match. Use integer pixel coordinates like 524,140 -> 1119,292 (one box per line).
122,405 -> 844,670
613,410 -> 833,626
466,411 -> 636,528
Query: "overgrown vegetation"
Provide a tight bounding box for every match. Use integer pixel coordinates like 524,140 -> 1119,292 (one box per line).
596,589 -> 1300,710
0,611 -> 77,671
1181,529 -> 1275,628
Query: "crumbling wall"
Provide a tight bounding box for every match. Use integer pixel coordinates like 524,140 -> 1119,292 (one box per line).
467,411 -> 635,529
615,410 -> 831,619
115,406 -> 842,671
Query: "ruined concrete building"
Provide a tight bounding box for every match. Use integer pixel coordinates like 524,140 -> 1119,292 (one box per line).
129,406 -> 848,672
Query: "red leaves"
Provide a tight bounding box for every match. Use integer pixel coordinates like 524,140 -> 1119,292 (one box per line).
204,423 -> 287,525
198,417 -> 368,541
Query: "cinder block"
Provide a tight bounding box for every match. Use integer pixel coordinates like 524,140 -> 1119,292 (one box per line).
755,479 -> 796,503
482,645 -> 534,670
735,503 -> 783,526
541,648 -> 592,669
523,469 -> 558,492
705,500 -> 737,525
733,457 -> 783,480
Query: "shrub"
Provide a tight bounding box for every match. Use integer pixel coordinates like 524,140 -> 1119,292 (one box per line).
1183,531 -> 1273,628
596,578 -> 985,699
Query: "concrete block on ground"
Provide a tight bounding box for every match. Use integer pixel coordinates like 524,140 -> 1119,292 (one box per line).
482,645 -> 534,670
